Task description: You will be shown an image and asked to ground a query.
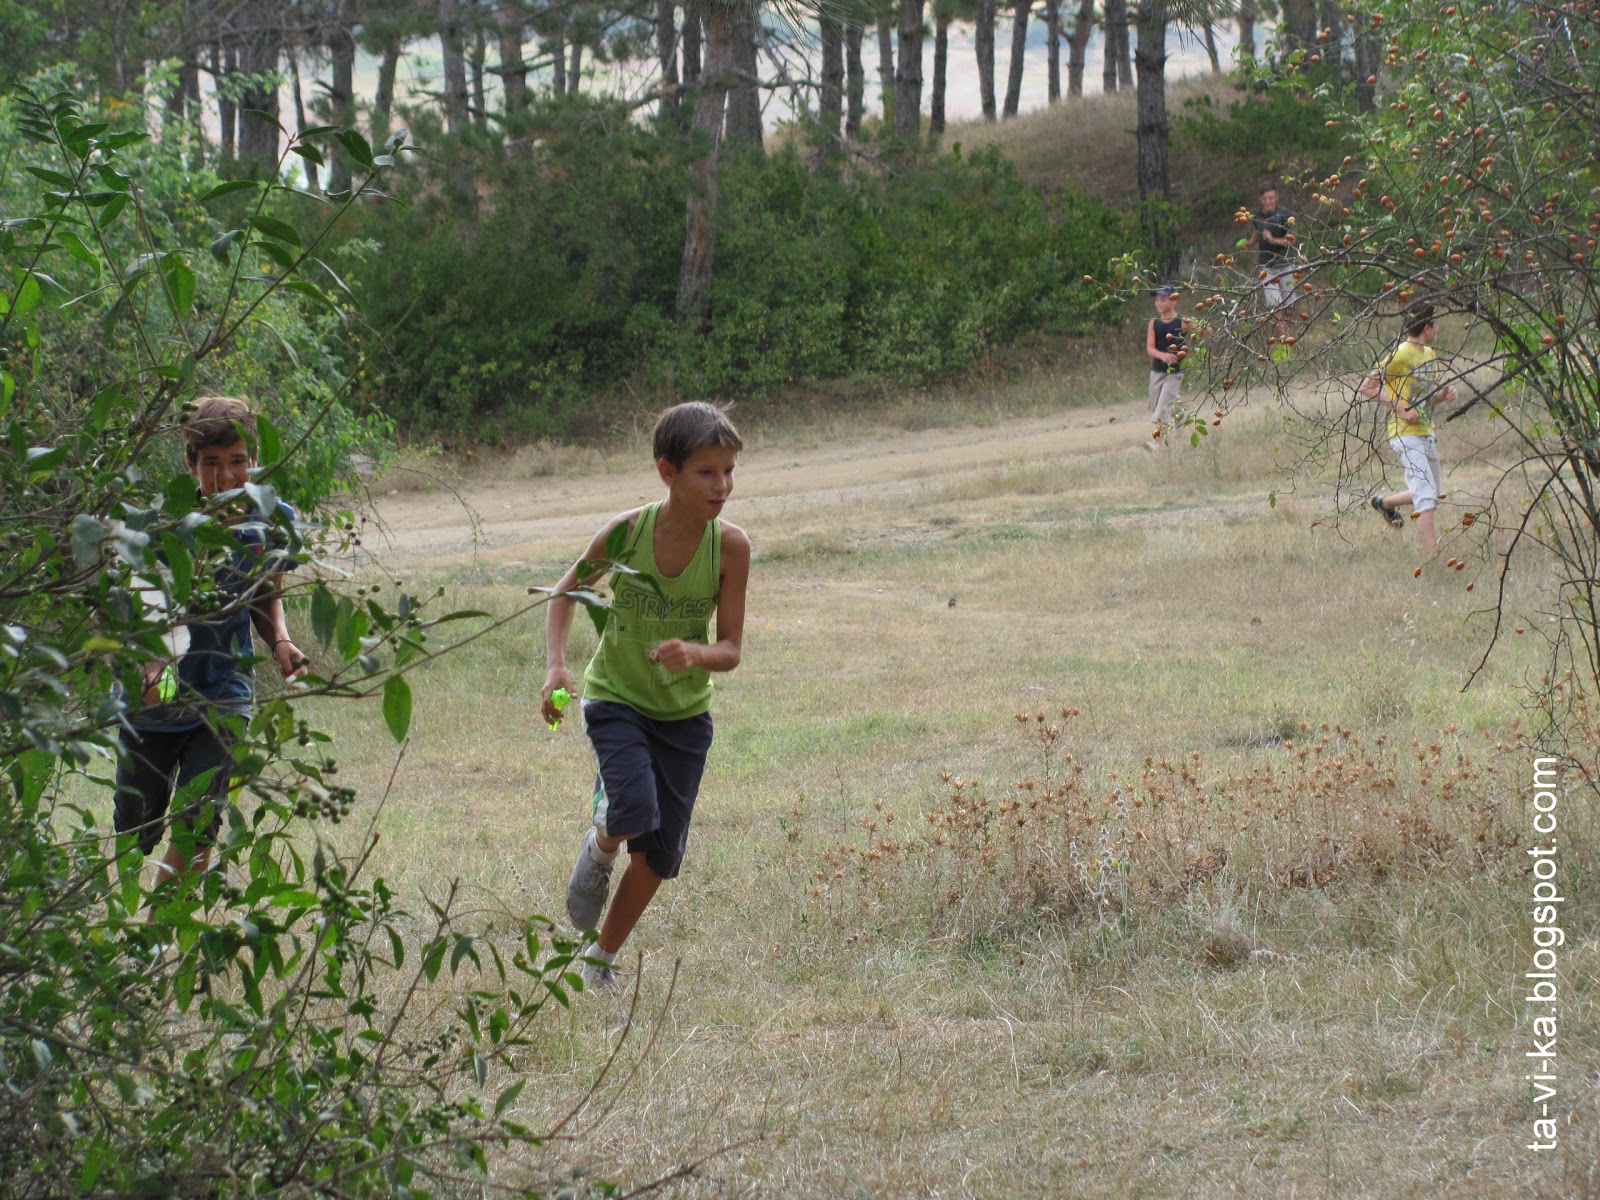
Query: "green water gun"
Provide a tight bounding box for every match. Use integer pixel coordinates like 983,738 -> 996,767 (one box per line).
547,687 -> 570,730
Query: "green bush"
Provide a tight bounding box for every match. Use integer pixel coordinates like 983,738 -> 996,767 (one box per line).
0,86 -> 594,1198
1173,88 -> 1345,166
346,106 -> 1134,440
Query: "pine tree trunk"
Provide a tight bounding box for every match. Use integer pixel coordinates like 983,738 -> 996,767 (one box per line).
568,41 -> 584,95
1238,0 -> 1256,60
472,24 -> 488,125
1279,0 -> 1316,59
289,49 -> 317,192
656,0 -> 680,121
677,0 -> 734,326
846,21 -> 865,136
1102,0 -> 1123,92
876,15 -> 895,129
439,0 -> 470,131
499,2 -> 528,117
976,0 -> 997,120
930,14 -> 949,133
1045,0 -> 1060,102
1067,0 -> 1092,96
1351,13 -> 1378,111
1002,0 -> 1029,117
894,0 -> 924,139
237,16 -> 281,171
551,26 -> 567,93
683,8 -> 701,89
216,41 -> 237,161
1115,1 -> 1133,88
1134,0 -> 1175,274
1202,21 -> 1220,72
820,14 -> 844,135
725,5 -> 762,147
327,23 -> 356,193
374,39 -> 400,144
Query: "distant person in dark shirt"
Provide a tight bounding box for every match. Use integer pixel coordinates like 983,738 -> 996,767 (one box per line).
1143,285 -> 1200,450
1245,182 -> 1297,348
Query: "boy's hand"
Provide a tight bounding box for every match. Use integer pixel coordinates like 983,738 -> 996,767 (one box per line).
542,669 -> 575,725
140,662 -> 166,707
1438,384 -> 1460,407
649,639 -> 699,674
274,638 -> 309,682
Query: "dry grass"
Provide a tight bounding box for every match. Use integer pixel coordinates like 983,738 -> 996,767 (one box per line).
950,74 -> 1242,212
108,383 -> 1600,1196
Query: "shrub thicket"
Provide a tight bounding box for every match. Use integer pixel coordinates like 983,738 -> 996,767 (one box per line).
0,86 -> 599,1197
346,103 -> 1133,441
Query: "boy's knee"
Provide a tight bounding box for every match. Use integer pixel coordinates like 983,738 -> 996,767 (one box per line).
627,852 -> 666,882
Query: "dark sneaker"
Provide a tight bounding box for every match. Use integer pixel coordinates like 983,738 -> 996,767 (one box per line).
565,829 -> 613,930
1370,494 -> 1402,528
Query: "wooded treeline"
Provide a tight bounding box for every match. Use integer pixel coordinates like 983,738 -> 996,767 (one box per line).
5,1 -> 1377,158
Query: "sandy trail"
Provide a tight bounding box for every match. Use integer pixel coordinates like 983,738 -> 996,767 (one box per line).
368,399 -> 1152,568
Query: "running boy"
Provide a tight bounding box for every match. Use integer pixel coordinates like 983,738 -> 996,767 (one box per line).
116,396 -> 307,886
1145,284 -> 1197,449
1361,302 -> 1459,550
541,402 -> 750,994
1245,183 -> 1297,345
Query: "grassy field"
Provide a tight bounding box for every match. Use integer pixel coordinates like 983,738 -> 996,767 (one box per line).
230,368 -> 1600,1196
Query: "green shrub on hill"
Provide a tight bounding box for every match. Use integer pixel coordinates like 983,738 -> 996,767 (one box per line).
347,104 -> 1132,441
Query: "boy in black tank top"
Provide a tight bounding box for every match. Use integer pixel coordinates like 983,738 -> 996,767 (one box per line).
1144,285 -> 1199,450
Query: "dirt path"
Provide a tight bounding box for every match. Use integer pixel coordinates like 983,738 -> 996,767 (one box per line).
369,398 -> 1152,568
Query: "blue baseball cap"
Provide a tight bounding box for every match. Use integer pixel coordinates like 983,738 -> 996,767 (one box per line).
1151,285 -> 1181,297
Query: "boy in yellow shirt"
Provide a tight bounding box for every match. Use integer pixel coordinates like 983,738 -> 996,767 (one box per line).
1362,303 -> 1459,550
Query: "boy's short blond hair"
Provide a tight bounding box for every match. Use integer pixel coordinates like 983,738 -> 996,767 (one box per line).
184,395 -> 258,464
652,402 -> 742,469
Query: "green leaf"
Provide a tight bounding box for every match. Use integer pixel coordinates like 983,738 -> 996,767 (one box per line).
256,413 -> 282,465
163,256 -> 196,316
14,275 -> 41,317
160,533 -> 194,603
198,180 -> 261,204
382,674 -> 412,742
604,521 -> 630,562
290,142 -> 325,167
88,383 -> 121,432
241,108 -> 285,134
56,230 -> 98,273
249,214 -> 302,248
25,166 -> 74,188
96,193 -> 128,228
494,1079 -> 525,1117
251,239 -> 297,271
310,584 -> 336,649
336,129 -> 375,170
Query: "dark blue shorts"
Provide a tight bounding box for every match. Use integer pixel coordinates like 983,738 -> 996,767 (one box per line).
114,724 -> 235,854
584,699 -> 713,880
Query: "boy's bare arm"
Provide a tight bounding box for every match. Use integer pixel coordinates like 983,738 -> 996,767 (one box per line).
651,523 -> 749,675
542,510 -> 637,722
251,575 -> 308,680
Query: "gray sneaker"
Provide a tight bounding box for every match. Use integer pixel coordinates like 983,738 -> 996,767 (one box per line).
580,957 -> 622,995
566,829 -> 613,930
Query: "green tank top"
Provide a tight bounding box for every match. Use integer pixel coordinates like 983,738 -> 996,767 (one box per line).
584,502 -> 721,721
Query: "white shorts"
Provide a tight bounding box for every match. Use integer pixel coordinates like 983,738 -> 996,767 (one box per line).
1262,267 -> 1295,312
1389,434 -> 1441,513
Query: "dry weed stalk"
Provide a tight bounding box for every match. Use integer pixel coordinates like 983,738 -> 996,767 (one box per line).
807,705 -> 1554,941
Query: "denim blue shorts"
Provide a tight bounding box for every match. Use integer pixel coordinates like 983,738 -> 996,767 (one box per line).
584,699 -> 713,880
